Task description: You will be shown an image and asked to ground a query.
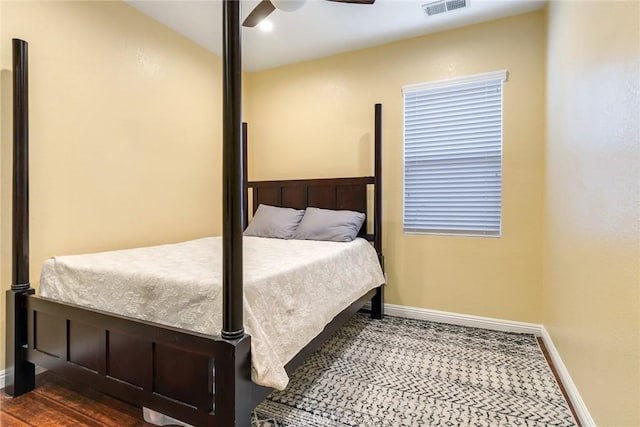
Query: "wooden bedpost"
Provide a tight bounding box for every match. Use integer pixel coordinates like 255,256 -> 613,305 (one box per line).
371,103 -> 384,319
221,0 -> 244,340
373,103 -> 382,259
219,3 -> 255,424
242,122 -> 248,230
5,38 -> 36,397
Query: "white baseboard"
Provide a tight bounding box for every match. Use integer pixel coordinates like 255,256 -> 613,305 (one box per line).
540,328 -> 596,427
380,302 -> 542,335
370,302 -> 595,426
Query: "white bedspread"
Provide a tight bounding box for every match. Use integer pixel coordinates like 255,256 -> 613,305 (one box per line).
39,236 -> 384,390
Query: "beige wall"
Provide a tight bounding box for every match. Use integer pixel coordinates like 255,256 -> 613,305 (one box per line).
246,11 -> 546,323
0,2 -> 223,370
3,3 -> 636,424
544,2 -> 640,425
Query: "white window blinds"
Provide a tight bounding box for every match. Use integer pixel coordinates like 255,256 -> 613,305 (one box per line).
403,70 -> 506,236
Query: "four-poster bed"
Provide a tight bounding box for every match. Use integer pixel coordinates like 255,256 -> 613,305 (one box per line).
5,2 -> 384,426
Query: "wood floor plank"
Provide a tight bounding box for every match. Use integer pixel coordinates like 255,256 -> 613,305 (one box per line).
33,379 -> 145,426
1,373 -> 155,427
0,410 -> 32,427
2,392 -> 106,427
33,387 -> 142,427
38,373 -> 147,421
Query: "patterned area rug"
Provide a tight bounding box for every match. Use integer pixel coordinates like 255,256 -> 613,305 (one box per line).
252,313 -> 576,426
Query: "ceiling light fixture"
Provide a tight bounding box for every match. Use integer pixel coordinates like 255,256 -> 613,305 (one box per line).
258,19 -> 274,32
272,0 -> 305,12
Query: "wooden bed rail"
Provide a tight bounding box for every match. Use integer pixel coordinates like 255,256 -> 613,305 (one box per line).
19,286 -> 378,425
23,294 -> 267,426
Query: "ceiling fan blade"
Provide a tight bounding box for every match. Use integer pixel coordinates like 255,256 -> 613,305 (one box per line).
243,0 -> 276,27
325,0 -> 375,4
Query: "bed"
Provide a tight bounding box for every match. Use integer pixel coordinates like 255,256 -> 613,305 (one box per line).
38,236 -> 385,391
5,4 -> 385,425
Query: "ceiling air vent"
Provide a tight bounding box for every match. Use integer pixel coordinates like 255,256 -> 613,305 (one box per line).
422,0 -> 468,17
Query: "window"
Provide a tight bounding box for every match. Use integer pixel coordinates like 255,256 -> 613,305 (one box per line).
402,70 -> 507,237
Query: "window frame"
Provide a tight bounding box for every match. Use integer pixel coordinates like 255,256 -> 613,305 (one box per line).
402,70 -> 507,238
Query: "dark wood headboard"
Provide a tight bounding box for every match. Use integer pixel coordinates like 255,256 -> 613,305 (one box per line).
247,177 -> 375,241
240,103 -> 382,256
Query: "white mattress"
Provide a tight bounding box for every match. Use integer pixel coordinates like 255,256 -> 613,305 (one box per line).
39,236 -> 384,390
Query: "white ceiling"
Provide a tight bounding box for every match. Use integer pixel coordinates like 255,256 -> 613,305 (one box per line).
127,0 -> 546,72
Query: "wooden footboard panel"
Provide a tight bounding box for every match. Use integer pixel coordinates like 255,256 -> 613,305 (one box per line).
20,287 -> 381,426
24,295 -> 229,426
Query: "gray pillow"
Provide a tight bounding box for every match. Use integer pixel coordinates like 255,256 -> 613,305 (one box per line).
292,207 -> 366,242
244,204 -> 305,239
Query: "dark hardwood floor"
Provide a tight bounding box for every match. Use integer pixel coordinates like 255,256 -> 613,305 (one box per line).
0,372 -> 154,426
